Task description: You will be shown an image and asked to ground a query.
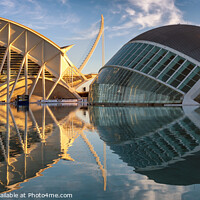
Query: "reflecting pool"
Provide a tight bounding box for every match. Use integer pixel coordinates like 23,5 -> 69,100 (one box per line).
0,104 -> 200,199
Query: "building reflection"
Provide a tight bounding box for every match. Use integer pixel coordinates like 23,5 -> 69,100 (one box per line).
89,106 -> 200,185
0,104 -> 106,193
2,104 -> 200,196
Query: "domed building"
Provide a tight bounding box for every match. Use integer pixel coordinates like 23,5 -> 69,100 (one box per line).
89,24 -> 200,105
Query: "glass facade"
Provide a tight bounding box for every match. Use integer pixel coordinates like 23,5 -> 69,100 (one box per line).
89,41 -> 200,104
89,66 -> 183,104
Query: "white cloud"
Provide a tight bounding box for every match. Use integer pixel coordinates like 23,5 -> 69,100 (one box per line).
128,0 -> 185,26
108,30 -> 131,38
110,0 -> 186,36
0,0 -> 79,31
110,4 -> 123,14
60,0 -> 68,4
0,0 -> 15,8
125,7 -> 135,16
68,21 -> 101,40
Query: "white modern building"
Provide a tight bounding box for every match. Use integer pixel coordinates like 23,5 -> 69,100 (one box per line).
0,16 -> 105,103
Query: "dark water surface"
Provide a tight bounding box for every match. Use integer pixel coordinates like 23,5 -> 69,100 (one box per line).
0,104 -> 200,200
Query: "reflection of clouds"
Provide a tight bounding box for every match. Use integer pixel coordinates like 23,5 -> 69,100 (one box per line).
107,161 -> 189,200
2,105 -> 200,199
106,158 -> 188,200
89,106 -> 200,199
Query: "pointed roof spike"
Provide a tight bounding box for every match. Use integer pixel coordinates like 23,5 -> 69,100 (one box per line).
61,44 -> 74,53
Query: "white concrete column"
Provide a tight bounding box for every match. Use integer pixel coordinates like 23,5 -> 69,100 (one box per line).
7,23 -> 11,103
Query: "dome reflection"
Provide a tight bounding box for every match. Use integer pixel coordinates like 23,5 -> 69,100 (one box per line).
89,106 -> 200,185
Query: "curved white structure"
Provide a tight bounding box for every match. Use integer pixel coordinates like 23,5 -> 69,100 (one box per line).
0,17 -> 89,102
79,15 -> 104,72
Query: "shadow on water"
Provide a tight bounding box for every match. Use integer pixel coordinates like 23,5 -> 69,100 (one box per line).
89,106 -> 200,186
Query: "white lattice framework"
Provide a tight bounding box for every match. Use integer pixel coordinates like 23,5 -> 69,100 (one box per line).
0,17 -> 87,102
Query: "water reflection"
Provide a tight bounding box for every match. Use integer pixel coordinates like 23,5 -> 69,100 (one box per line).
1,104 -> 200,199
89,106 -> 200,185
0,104 -> 106,194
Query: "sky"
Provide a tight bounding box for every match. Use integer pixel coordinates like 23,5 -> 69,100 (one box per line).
0,0 -> 199,74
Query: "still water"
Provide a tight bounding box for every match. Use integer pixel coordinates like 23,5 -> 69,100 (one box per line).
0,104 -> 200,200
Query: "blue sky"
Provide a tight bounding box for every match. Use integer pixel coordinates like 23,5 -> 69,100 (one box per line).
0,0 -> 199,74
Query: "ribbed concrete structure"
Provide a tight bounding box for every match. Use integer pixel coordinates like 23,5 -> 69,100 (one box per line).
131,24 -> 200,62
89,24 -> 200,105
0,17 -> 89,102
